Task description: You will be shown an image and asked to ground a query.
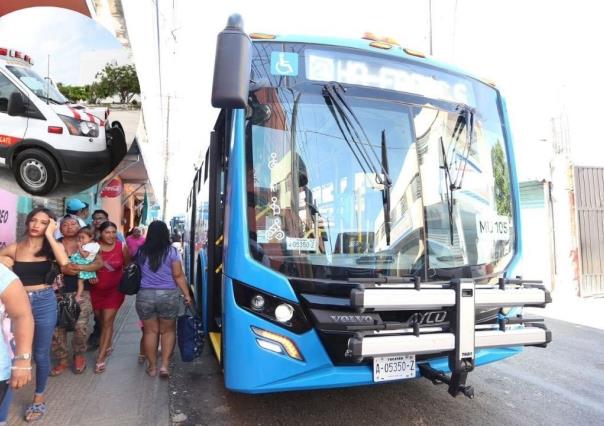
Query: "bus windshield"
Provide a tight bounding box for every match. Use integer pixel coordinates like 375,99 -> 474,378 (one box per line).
246,44 -> 514,282
7,65 -> 68,105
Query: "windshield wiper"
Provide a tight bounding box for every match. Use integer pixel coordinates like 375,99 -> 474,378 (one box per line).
381,129 -> 391,245
322,83 -> 393,245
36,94 -> 62,105
440,136 -> 456,246
450,107 -> 474,191
322,83 -> 392,186
440,107 -> 474,246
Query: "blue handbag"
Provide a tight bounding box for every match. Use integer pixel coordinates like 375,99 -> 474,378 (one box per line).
177,304 -> 205,362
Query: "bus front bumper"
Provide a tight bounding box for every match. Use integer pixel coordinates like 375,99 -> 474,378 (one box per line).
222,277 -> 551,396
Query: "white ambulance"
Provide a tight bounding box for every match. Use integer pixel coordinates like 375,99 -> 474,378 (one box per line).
0,47 -> 127,195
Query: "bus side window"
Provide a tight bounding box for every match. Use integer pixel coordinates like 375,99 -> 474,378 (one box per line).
204,148 -> 210,182
197,164 -> 203,193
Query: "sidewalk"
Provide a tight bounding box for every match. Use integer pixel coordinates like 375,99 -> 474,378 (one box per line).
527,289 -> 604,330
7,296 -> 170,425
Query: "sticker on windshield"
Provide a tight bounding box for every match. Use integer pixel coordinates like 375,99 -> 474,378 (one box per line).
257,230 -> 269,244
286,237 -> 317,252
476,215 -> 510,241
271,52 -> 299,76
265,217 -> 285,241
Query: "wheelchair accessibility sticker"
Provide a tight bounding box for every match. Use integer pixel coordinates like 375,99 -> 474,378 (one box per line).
271,52 -> 299,76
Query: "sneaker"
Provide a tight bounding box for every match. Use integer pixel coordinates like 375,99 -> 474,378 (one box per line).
73,355 -> 86,374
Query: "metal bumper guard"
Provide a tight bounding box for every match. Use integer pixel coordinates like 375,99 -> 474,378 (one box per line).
347,278 -> 552,398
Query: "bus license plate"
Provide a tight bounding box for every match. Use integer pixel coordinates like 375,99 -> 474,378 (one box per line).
373,355 -> 416,382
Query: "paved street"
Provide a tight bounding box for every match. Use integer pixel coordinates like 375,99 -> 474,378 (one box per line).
7,296 -> 170,426
1,296 -> 601,425
170,318 -> 604,425
0,108 -> 140,197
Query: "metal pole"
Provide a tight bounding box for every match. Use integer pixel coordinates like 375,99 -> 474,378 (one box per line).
162,95 -> 170,222
429,0 -> 433,56
155,0 -> 163,113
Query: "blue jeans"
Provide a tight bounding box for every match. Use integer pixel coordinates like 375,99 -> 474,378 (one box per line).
0,387 -> 10,422
28,287 -> 57,395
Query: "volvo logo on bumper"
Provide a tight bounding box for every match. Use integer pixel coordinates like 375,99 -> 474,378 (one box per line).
330,314 -> 375,323
408,311 -> 448,326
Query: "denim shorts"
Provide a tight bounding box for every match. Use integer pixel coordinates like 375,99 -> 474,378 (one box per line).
136,288 -> 182,320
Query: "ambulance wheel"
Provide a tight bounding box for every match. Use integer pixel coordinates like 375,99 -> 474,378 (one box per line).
13,149 -> 61,195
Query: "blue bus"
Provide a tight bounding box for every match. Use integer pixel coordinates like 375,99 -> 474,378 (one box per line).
184,15 -> 551,398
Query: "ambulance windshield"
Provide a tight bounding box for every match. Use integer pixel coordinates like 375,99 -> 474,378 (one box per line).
7,65 -> 68,105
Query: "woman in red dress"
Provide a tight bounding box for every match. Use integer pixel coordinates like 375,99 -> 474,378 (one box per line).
90,221 -> 130,373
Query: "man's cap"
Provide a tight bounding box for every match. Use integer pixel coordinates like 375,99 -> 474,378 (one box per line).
66,199 -> 86,212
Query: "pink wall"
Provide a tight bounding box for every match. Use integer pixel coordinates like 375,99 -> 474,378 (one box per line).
0,188 -> 18,247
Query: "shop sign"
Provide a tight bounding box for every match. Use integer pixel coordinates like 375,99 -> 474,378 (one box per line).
101,178 -> 123,198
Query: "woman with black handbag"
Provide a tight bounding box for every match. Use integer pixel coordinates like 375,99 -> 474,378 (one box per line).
0,208 -> 69,422
136,221 -> 191,378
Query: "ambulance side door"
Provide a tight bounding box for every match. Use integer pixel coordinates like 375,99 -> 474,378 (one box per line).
0,72 -> 28,159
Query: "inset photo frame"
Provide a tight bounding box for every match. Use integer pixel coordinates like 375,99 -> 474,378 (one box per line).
0,5 -> 140,196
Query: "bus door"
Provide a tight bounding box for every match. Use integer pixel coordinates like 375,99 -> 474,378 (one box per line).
206,111 -> 228,349
0,73 -> 28,160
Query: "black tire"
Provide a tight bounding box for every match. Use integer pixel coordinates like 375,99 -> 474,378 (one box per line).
13,148 -> 61,195
107,122 -> 127,169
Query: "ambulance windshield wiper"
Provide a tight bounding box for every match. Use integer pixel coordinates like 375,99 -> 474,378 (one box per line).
322,83 -> 393,244
36,95 -> 63,105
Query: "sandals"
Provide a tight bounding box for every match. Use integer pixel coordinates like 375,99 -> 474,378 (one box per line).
24,402 -> 46,422
146,365 -> 157,377
73,355 -> 86,374
138,354 -> 146,364
105,347 -> 114,357
50,363 -> 69,377
94,361 -> 106,374
159,367 -> 170,379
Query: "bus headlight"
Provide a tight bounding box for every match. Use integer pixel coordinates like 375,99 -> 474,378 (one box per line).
233,280 -> 311,334
275,303 -> 294,323
251,295 -> 265,311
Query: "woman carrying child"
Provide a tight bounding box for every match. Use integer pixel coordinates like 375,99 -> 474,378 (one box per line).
50,217 -> 102,376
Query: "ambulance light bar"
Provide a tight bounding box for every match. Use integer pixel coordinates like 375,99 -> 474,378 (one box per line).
0,47 -> 34,65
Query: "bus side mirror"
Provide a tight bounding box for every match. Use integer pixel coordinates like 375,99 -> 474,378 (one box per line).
7,92 -> 25,116
211,14 -> 252,109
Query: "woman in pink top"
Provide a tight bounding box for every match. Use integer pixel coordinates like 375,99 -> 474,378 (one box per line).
125,227 -> 145,257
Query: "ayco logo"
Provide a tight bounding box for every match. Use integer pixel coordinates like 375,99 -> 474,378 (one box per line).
330,315 -> 374,323
408,311 -> 447,326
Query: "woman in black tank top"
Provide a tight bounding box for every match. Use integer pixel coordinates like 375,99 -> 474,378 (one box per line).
0,207 -> 69,422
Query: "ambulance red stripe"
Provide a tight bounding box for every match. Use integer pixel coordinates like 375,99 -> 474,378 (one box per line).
85,112 -> 97,124
68,106 -> 82,120
0,135 -> 22,146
